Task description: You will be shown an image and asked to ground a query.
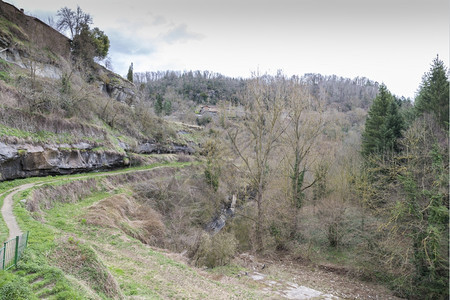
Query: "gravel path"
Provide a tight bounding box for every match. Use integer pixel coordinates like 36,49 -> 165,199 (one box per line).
1,183 -> 36,240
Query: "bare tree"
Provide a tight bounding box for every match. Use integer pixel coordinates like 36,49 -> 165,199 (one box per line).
282,78 -> 324,233
56,6 -> 93,39
227,74 -> 286,251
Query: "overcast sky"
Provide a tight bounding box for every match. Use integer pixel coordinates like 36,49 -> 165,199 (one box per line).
7,0 -> 449,98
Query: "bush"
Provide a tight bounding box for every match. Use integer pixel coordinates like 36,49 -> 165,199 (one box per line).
192,232 -> 237,268
0,71 -> 11,83
196,115 -> 211,126
0,272 -> 34,300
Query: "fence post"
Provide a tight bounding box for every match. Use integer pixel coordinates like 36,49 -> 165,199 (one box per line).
2,242 -> 6,270
14,235 -> 19,267
25,231 -> 29,248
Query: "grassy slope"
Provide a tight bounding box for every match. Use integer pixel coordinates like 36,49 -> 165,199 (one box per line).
0,158 -> 193,242
1,161 -> 267,299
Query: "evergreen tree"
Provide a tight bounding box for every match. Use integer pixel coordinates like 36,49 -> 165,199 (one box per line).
127,62 -> 133,82
154,94 -> 163,116
163,100 -> 172,115
415,56 -> 449,129
361,84 -> 403,157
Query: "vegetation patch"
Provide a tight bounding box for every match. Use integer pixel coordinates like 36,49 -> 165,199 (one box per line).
192,232 -> 238,268
51,236 -> 122,299
83,194 -> 165,245
0,271 -> 35,300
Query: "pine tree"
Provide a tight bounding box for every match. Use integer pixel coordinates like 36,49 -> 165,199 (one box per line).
415,56 -> 449,129
361,84 -> 403,157
154,94 -> 163,116
127,62 -> 133,82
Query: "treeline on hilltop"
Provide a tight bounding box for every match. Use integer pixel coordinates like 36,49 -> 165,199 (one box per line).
133,70 -> 381,113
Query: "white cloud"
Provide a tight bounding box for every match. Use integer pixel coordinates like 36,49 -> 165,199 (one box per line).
160,24 -> 204,44
6,0 -> 449,98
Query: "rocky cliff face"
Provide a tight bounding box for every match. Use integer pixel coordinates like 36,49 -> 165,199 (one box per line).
0,142 -> 129,181
137,142 -> 195,155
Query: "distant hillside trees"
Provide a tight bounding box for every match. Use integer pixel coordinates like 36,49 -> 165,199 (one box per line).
302,74 -> 379,111
134,70 -> 379,119
135,70 -> 245,105
153,94 -> 171,116
415,56 -> 449,129
56,6 -> 110,63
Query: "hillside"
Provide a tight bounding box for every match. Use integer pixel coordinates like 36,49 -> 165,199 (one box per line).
1,2 -> 448,300
0,0 -> 204,181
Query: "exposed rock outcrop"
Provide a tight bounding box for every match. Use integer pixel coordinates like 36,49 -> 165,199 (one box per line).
206,195 -> 237,235
96,65 -> 137,103
137,142 -> 195,155
0,142 -> 129,181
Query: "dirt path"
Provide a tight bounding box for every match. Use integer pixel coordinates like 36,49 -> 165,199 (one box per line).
0,162 -> 189,242
1,183 -> 36,240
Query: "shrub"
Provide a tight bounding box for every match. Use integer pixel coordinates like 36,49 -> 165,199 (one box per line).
196,115 -> 211,126
0,71 -> 11,83
192,232 -> 237,268
0,272 -> 34,300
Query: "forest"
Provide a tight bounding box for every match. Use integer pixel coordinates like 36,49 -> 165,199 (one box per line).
134,57 -> 448,299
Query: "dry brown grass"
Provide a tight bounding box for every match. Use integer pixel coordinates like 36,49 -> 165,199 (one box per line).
0,106 -> 108,141
103,166 -> 177,187
51,236 -> 123,299
84,194 -> 165,246
0,81 -> 19,107
28,179 -> 101,213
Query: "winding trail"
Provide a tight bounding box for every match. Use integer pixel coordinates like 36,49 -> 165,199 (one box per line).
1,162 -> 191,243
1,183 -> 35,240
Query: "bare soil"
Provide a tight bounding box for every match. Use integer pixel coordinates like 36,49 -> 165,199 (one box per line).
234,253 -> 403,299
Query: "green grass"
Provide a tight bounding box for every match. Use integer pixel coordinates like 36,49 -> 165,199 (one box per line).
0,124 -> 74,144
0,17 -> 28,43
0,160 -> 269,299
0,160 -> 195,242
0,71 -> 11,83
0,175 -> 58,242
11,187 -> 85,299
0,161 -> 195,297
45,191 -> 112,234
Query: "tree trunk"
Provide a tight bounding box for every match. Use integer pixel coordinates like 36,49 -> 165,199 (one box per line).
255,184 -> 264,252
